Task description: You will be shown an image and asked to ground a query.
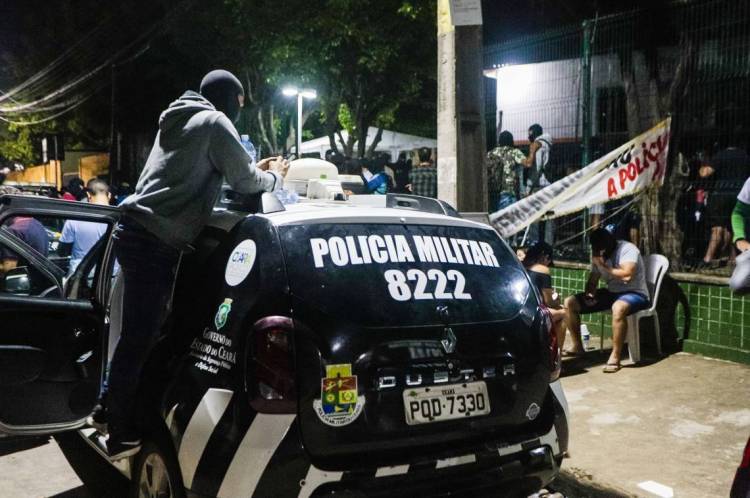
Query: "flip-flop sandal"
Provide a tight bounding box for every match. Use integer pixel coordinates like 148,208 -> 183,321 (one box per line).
562,349 -> 585,358
602,363 -> 621,373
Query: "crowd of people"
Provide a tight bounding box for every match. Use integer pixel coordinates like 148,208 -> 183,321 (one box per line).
521,228 -> 651,374
516,178 -> 750,375
486,123 -> 555,243
325,146 -> 438,198
0,176 -> 135,206
494,125 -> 750,373
678,144 -> 750,270
1,73 -> 748,440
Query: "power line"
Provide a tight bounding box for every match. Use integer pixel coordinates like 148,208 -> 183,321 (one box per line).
0,95 -> 90,126
0,13 -> 114,103
0,0 -> 194,120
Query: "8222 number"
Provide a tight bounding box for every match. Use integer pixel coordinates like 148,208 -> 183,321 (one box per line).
384,269 -> 472,302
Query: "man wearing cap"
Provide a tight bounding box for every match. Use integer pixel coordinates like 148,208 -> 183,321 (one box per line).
95,69 -> 288,459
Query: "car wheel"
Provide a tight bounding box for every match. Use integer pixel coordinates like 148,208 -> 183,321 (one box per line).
131,438 -> 186,498
55,431 -> 129,497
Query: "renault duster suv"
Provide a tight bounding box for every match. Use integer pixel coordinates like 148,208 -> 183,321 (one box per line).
0,163 -> 567,498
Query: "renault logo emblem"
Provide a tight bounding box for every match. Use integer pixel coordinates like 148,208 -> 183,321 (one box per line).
441,327 -> 457,354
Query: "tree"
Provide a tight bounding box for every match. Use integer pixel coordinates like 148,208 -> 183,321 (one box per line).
306,0 -> 436,158
0,0 -> 178,166
210,0 -> 437,158
1,0 -> 438,174
615,7 -> 697,266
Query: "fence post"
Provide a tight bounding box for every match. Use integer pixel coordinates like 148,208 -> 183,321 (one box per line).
581,20 -> 593,168
581,20 -> 593,248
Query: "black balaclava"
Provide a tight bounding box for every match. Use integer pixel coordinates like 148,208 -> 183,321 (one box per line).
199,70 -> 244,123
528,123 -> 543,142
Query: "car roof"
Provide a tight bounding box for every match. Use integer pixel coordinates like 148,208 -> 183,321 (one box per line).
259,202 -> 495,230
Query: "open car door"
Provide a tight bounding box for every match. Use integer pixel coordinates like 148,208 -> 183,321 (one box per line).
0,194 -> 119,435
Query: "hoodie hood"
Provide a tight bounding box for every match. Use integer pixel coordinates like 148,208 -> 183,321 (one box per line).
537,133 -> 553,145
158,91 -> 216,133
199,69 -> 244,123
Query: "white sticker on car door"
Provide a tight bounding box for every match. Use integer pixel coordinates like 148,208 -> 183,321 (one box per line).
225,239 -> 256,286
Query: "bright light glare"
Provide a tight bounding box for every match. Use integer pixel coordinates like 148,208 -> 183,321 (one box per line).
512,279 -> 529,303
498,64 -> 534,106
282,87 -> 299,97
300,89 -> 317,99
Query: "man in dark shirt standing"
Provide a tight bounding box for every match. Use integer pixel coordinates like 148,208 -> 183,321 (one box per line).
407,147 -> 437,198
0,186 -> 49,274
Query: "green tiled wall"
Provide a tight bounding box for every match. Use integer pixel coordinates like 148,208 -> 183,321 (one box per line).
550,267 -> 750,365
677,282 -> 750,364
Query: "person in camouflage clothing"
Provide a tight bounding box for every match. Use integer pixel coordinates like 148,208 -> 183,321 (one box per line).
487,130 -> 527,212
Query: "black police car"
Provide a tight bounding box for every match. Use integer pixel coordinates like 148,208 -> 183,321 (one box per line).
0,182 -> 568,497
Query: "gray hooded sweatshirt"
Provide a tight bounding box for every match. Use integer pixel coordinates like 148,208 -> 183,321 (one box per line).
121,91 -> 280,249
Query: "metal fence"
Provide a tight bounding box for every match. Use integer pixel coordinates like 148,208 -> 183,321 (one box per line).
484,0 -> 750,275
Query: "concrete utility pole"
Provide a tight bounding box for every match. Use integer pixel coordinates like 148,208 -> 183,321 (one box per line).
437,0 -> 486,212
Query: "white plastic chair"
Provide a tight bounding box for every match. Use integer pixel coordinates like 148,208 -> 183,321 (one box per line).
624,254 -> 669,363
596,254 -> 669,362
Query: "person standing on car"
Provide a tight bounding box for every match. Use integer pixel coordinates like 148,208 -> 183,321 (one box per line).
730,175 -> 750,294
407,147 -> 437,198
563,228 -> 649,372
95,69 -> 289,460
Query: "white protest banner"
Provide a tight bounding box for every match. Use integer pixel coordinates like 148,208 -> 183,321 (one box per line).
489,118 -> 671,238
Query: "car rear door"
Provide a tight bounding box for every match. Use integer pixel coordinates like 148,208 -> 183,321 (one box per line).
0,194 -> 119,435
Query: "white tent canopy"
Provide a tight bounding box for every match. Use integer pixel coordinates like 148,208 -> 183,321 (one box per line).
299,127 -> 437,161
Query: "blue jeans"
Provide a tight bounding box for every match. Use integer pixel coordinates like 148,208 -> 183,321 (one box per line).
104,218 -> 181,439
495,192 -> 517,211
574,288 -> 650,315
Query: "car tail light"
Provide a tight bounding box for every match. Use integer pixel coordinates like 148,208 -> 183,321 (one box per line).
248,316 -> 296,413
540,304 -> 561,382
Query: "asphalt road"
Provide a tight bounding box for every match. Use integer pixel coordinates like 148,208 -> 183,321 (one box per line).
0,437 -> 89,498
0,436 -> 627,498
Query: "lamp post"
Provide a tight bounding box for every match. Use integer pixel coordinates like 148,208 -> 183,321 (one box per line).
282,87 -> 317,158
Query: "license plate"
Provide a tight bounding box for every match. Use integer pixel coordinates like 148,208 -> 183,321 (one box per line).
403,381 -> 491,425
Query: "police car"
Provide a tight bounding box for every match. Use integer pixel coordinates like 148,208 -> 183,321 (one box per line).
0,160 -> 568,497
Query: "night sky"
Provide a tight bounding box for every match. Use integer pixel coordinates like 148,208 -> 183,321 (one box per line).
481,0 -> 665,44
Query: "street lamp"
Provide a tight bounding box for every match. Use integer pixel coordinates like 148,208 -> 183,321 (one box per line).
282,86 -> 317,158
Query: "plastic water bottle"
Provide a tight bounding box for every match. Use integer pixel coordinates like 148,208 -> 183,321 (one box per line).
581,324 -> 591,351
240,134 -> 257,163
274,187 -> 299,205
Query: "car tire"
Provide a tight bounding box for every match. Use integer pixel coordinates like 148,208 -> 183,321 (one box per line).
130,433 -> 186,498
55,431 -> 129,497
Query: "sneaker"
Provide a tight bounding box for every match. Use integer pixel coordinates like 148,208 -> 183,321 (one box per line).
86,403 -> 108,434
106,436 -> 142,461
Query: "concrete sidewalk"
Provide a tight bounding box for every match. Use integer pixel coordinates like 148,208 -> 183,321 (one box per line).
554,350 -> 750,498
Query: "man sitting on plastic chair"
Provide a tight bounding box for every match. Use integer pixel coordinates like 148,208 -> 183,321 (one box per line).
564,228 -> 650,373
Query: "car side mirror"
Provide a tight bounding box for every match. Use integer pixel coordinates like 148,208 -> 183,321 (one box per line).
2,266 -> 31,294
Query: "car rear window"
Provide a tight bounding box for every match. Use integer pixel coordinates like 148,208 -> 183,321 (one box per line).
279,223 -> 531,327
